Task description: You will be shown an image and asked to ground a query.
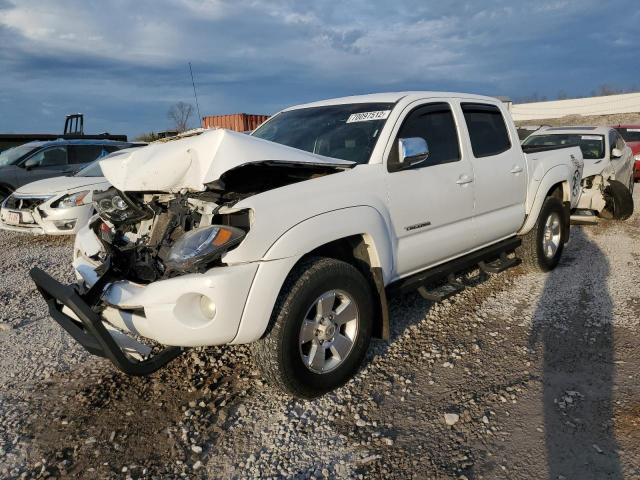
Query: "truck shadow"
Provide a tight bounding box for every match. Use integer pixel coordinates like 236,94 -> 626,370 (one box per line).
529,227 -> 622,479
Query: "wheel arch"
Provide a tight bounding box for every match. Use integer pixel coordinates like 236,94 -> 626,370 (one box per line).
520,166 -> 572,236
231,206 -> 394,344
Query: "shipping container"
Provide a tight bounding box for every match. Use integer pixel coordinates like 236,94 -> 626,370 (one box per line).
201,113 -> 270,132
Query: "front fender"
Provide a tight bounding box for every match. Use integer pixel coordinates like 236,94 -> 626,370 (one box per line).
519,165 -> 574,235
231,205 -> 394,344
262,205 -> 393,276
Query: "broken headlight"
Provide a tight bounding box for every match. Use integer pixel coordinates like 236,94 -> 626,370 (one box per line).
164,225 -> 245,272
93,188 -> 152,224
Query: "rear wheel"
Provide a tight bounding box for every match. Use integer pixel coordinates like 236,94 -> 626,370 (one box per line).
252,257 -> 373,399
519,196 -> 567,272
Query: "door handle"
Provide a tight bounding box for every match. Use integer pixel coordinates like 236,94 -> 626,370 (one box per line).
510,166 -> 523,174
456,175 -> 473,185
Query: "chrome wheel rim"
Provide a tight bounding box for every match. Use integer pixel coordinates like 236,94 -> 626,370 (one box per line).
542,212 -> 561,259
298,289 -> 359,374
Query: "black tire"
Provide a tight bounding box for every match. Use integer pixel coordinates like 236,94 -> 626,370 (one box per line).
518,196 -> 567,273
251,257 -> 374,399
603,179 -> 634,220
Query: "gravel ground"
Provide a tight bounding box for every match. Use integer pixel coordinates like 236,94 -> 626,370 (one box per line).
1,190 -> 639,479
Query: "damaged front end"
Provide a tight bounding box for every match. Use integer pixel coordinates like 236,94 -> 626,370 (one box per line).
30,128 -> 354,375
90,187 -> 250,284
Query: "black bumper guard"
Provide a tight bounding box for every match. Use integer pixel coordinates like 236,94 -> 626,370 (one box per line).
30,267 -> 185,376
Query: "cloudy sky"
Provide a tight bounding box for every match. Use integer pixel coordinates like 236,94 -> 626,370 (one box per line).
0,0 -> 638,138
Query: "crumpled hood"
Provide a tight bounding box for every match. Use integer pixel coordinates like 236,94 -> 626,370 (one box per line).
99,129 -> 354,193
16,176 -> 108,195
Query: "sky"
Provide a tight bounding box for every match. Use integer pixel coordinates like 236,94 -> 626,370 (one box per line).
0,0 -> 639,138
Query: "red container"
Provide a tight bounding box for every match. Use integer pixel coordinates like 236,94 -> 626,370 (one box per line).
201,113 -> 270,132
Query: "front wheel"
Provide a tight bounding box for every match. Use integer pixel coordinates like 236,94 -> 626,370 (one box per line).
602,179 -> 634,220
252,257 -> 373,399
518,196 -> 567,272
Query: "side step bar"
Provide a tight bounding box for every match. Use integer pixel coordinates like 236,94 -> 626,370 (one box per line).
570,209 -> 598,225
30,267 -> 186,376
388,237 -> 522,300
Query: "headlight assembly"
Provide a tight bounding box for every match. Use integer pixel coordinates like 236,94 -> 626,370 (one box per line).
634,154 -> 640,161
164,225 -> 246,272
93,187 -> 152,224
52,190 -> 90,209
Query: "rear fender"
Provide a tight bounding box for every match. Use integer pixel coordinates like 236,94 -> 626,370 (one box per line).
519,165 -> 573,236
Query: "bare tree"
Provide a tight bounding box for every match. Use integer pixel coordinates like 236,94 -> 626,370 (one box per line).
167,102 -> 194,132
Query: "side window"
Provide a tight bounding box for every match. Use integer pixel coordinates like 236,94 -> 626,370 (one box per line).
388,102 -> 460,169
24,146 -> 68,167
615,132 -> 625,150
461,103 -> 511,158
69,145 -> 111,164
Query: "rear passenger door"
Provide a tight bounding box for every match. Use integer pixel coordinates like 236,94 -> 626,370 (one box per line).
68,145 -> 115,172
459,102 -> 526,245
385,101 -> 476,277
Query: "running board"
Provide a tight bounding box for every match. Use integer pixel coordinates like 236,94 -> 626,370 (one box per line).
479,252 -> 521,274
418,273 -> 465,301
387,237 -> 522,299
570,209 -> 598,225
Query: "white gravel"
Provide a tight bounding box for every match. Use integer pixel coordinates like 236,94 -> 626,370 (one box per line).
0,189 -> 639,479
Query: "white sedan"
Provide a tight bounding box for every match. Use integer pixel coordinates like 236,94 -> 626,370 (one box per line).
0,160 -> 109,235
523,126 -> 635,221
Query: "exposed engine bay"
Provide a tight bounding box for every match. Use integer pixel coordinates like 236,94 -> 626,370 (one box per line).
90,162 -> 345,284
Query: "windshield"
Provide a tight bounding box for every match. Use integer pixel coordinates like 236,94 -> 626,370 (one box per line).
75,160 -> 103,177
251,103 -> 394,164
523,133 -> 604,159
615,127 -> 640,143
0,144 -> 40,167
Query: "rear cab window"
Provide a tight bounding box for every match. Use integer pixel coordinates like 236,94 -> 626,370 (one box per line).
461,103 -> 512,158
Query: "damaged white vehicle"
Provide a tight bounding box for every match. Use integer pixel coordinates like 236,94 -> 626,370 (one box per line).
523,126 -> 635,223
31,92 -> 584,398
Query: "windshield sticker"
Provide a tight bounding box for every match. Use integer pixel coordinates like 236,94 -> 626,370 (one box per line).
581,135 -> 601,141
346,110 -> 391,123
627,128 -> 640,132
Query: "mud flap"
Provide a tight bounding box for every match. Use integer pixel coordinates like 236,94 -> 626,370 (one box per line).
562,201 -> 571,243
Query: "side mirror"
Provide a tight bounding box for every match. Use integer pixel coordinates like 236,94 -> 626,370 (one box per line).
398,137 -> 430,169
611,148 -> 623,159
24,158 -> 39,170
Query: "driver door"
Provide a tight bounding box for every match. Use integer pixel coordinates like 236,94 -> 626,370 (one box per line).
385,101 -> 476,278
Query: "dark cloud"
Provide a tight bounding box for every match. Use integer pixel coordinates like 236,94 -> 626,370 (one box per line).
0,0 -> 638,138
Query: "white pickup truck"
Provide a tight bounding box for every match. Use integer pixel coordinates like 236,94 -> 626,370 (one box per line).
31,92 -> 584,398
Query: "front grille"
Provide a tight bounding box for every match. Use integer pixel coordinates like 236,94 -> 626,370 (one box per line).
3,195 -> 51,211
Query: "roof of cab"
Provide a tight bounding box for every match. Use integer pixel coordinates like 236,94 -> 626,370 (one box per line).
283,91 -> 504,111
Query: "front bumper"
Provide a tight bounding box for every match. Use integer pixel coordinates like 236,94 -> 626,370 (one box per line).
73,254 -> 260,347
0,203 -> 93,235
30,267 -> 185,375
